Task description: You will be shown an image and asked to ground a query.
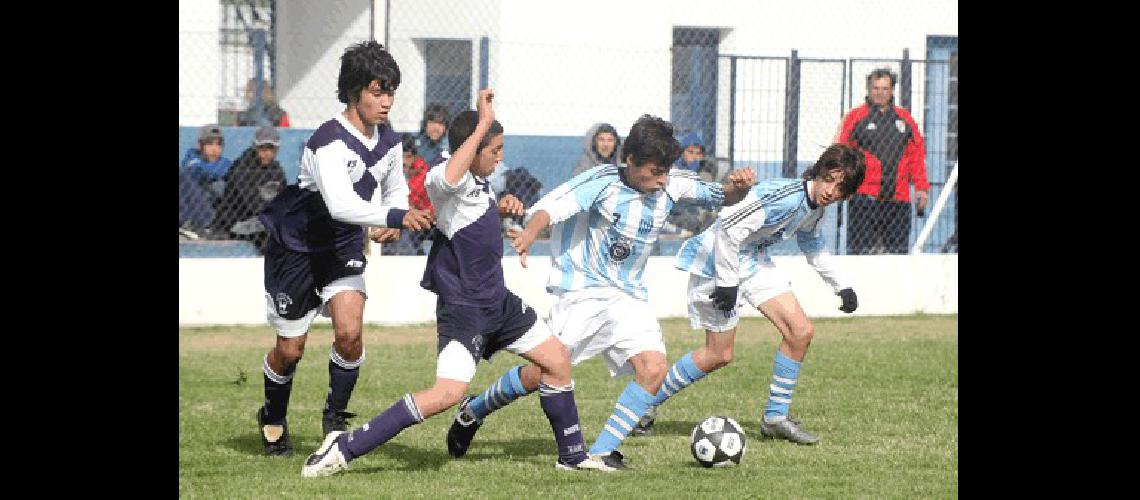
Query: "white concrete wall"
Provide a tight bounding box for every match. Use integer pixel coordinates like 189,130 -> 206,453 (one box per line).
179,0 -> 220,126
179,254 -> 957,326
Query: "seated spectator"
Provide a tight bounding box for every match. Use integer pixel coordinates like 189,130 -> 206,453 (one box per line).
179,124 -> 233,239
571,122 -> 622,177
235,79 -> 290,127
212,125 -> 286,251
382,134 -> 435,255
673,131 -> 705,172
179,170 -> 216,240
664,132 -> 717,236
415,103 -> 450,166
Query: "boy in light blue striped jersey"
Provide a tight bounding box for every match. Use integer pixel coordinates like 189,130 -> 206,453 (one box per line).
636,143 -> 867,444
445,115 -> 755,470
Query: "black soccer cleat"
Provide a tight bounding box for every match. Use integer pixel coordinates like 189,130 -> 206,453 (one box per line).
256,406 -> 294,457
631,406 -> 658,437
446,396 -> 483,458
322,409 -> 357,436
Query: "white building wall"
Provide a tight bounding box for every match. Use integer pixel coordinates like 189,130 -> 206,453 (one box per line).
274,0 -> 373,128
180,0 -> 957,135
179,0 -> 220,126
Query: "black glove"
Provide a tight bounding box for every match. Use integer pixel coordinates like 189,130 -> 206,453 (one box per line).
837,288 -> 858,313
710,285 -> 739,312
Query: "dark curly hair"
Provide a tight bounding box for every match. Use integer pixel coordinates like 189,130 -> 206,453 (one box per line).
448,110 -> 503,155
802,144 -> 866,198
622,115 -> 682,169
337,41 -> 401,104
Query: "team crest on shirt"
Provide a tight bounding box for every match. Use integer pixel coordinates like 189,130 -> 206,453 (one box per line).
609,236 -> 633,262
895,119 -> 906,134
275,293 -> 293,315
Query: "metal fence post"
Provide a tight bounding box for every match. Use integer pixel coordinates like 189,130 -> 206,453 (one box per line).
479,36 -> 489,90
252,29 -> 266,126
783,49 -> 800,178
728,55 -> 736,169
901,48 -> 911,110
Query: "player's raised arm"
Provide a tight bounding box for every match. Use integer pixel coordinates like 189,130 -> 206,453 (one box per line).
720,167 -> 756,206
443,89 -> 495,186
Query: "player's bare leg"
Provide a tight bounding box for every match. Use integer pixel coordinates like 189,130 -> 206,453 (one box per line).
324,291 -> 366,435
756,292 -> 819,444
634,328 -> 737,436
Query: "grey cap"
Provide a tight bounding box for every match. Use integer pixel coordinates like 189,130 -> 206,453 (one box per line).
199,124 -> 224,142
254,126 -> 280,147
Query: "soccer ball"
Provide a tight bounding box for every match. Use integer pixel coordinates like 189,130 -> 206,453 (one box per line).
690,415 -> 747,468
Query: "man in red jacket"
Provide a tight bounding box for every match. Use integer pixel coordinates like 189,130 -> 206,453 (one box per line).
836,68 -> 929,254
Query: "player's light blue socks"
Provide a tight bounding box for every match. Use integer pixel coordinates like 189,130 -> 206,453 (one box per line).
589,381 -> 656,455
763,350 -> 801,421
650,352 -> 708,406
468,366 -> 532,420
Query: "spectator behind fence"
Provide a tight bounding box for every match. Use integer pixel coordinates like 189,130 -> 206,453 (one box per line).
179,124 -> 233,239
236,79 -> 291,127
570,122 -> 622,177
415,103 -> 450,165
673,131 -> 704,172
213,126 -> 287,251
836,67 -> 929,255
382,133 -> 436,255
664,132 -> 717,237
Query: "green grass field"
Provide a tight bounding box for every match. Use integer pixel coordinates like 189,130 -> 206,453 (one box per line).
179,315 -> 957,498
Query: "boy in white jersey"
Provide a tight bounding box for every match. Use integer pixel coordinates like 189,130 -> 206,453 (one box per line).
632,143 -> 867,444
445,115 -> 755,470
303,90 -> 606,477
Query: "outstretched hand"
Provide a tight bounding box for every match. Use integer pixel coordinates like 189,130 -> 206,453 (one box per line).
402,208 -> 435,232
498,194 -> 525,217
513,228 -> 538,268
369,227 -> 401,244
477,88 -> 495,125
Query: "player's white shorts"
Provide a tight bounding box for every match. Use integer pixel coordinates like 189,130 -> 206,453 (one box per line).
266,275 -> 367,338
687,262 -> 791,333
545,287 -> 666,378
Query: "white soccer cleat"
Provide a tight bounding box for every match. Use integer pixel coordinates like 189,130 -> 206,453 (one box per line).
301,431 -> 350,477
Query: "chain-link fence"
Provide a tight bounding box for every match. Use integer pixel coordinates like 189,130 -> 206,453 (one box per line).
179,0 -> 957,258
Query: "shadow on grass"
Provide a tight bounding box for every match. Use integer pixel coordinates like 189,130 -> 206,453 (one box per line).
225,431 -> 327,457
640,418 -> 763,438
346,437 -> 555,473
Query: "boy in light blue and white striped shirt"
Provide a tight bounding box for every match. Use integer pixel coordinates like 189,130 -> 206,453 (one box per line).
634,143 -> 868,445
445,115 -> 755,470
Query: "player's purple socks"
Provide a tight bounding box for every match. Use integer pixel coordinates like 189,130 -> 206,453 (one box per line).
341,393 -> 425,461
261,354 -> 295,425
469,365 -> 531,419
325,346 -> 364,413
538,382 -> 588,466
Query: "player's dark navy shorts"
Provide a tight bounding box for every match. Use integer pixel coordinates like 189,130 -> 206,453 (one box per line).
435,290 -> 541,363
263,236 -> 367,335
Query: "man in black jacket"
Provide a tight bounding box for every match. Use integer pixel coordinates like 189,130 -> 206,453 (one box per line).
214,126 -> 287,252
